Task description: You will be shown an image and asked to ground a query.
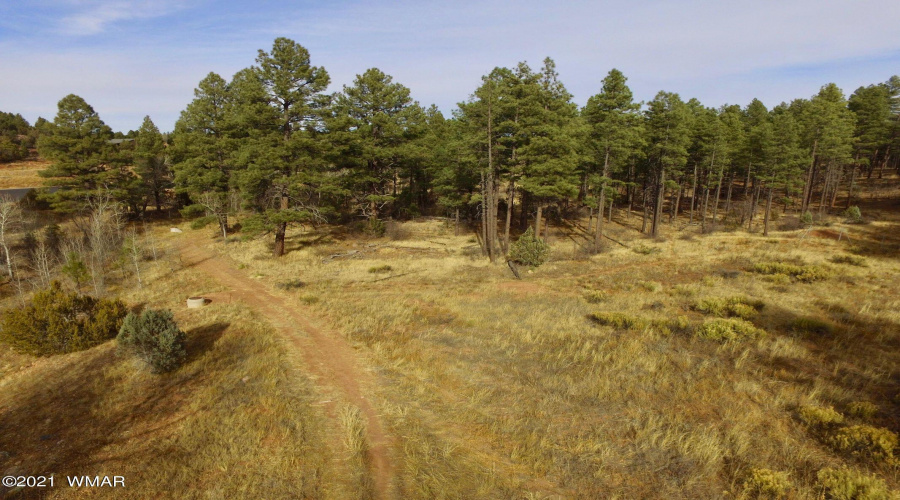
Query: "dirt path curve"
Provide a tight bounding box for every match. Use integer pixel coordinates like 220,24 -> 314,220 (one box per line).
177,240 -> 396,499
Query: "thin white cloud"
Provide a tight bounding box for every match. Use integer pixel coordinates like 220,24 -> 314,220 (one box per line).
56,0 -> 189,35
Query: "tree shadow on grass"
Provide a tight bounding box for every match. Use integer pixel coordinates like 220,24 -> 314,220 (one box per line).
0,321 -> 230,499
184,322 -> 229,365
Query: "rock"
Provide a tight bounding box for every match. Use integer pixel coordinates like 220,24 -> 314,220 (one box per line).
170,228 -> 183,233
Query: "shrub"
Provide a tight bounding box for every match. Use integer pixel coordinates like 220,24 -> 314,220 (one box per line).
799,405 -> 845,429
368,264 -> 393,274
632,243 -> 661,255
190,215 -> 218,230
825,425 -> 898,463
588,312 -> 649,331
800,211 -> 814,226
582,289 -> 608,304
742,468 -> 791,499
848,402 -> 878,420
508,227 -> 550,267
750,262 -> 831,283
61,251 -> 90,288
638,281 -> 662,292
830,255 -> 867,267
792,317 -> 836,335
276,279 -> 306,290
844,206 -> 863,224
385,221 -> 410,241
0,282 -> 127,356
117,309 -> 187,374
694,296 -> 764,320
365,218 -> 386,237
817,466 -> 892,500
695,318 -> 764,342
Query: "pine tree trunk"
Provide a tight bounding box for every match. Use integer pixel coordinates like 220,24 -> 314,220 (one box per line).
801,138 -> 818,213
743,162 -> 752,196
689,163 -> 698,224
818,163 -> 830,216
535,204 -> 543,240
651,168 -> 665,237
701,186 -> 710,232
504,180 -> 515,253
724,171 -> 734,219
455,208 -> 459,236
748,182 -> 760,230
846,166 -> 856,209
763,187 -> 773,236
273,194 -> 289,257
670,183 -> 682,223
712,168 -> 723,223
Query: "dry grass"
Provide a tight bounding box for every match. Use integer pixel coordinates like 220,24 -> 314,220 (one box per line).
0,158 -> 49,189
3,185 -> 900,498
207,207 -> 900,498
0,232 -> 355,499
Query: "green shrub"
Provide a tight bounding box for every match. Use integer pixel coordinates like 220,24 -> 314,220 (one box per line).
825,425 -> 898,463
365,218 -> 386,237
582,289 -> 608,304
117,309 -> 187,374
848,402 -> 878,420
844,206 -> 863,224
817,466 -> 892,500
508,227 -> 550,267
830,255 -> 867,267
0,282 -> 127,356
695,318 -> 764,342
276,279 -> 306,290
694,296 -> 764,319
792,317 -> 836,335
750,262 -> 831,282
632,244 -> 661,255
299,294 -> 319,305
742,468 -> 791,498
190,215 -> 218,230
368,264 -> 393,274
61,251 -> 90,288
588,312 -> 649,331
800,211 -> 814,226
799,405 -> 845,429
638,281 -> 662,292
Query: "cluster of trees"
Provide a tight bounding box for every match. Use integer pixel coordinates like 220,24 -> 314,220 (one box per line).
24,37 -> 900,259
0,111 -> 38,162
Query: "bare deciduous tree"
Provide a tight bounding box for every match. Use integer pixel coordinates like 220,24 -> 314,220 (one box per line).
0,195 -> 22,280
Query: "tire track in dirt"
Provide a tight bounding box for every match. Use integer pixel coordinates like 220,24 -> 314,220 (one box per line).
178,240 -> 396,499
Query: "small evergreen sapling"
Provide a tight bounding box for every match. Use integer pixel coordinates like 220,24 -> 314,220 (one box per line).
508,227 -> 550,267
117,309 -> 187,374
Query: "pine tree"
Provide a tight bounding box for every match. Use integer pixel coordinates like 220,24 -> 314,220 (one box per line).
457,67 -> 513,262
644,91 -> 691,237
518,58 -> 579,240
330,68 -> 424,222
171,72 -> 235,239
134,116 -> 170,212
583,69 -> 643,247
244,38 -> 331,257
37,95 -> 118,211
796,84 -> 856,214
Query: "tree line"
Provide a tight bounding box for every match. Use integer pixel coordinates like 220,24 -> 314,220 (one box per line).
18,37 -> 900,259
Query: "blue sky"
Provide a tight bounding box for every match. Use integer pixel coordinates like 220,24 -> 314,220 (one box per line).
1,0 -> 898,132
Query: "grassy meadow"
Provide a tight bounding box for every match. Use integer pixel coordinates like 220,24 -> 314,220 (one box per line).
1,189 -> 899,498
209,197 -> 900,499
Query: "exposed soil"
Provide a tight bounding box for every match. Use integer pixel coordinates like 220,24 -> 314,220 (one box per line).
178,239 -> 396,499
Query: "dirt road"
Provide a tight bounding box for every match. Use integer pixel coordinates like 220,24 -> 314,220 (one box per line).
178,240 -> 396,499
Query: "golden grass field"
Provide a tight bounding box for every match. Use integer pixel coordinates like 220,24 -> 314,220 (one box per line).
0,159 -> 49,190
1,178 -> 899,498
